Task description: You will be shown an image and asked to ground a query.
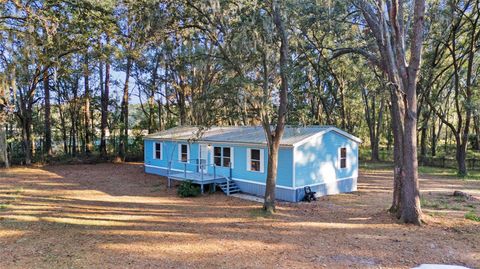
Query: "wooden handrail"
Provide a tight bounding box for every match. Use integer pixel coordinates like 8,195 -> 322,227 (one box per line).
184,163 -> 187,178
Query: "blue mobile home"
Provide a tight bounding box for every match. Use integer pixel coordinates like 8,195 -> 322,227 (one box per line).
143,126 -> 361,202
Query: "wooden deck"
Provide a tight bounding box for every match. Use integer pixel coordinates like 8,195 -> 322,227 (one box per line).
168,171 -> 227,183
167,171 -> 228,193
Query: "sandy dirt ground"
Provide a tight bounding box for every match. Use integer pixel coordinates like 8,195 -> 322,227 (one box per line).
0,163 -> 479,269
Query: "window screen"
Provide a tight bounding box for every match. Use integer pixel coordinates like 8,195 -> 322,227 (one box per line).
213,146 -> 232,167
180,144 -> 188,162
340,147 -> 347,168
154,143 -> 161,159
250,149 -> 261,172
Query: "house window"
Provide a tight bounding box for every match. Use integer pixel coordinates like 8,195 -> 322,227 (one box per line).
154,142 -> 162,160
179,144 -> 189,162
340,147 -> 347,168
251,149 -> 261,171
248,148 -> 264,172
213,146 -> 232,167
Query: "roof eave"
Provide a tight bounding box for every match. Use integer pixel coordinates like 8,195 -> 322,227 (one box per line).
143,137 -> 294,147
291,127 -> 362,148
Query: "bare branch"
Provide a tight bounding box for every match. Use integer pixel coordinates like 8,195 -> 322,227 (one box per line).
329,47 -> 383,70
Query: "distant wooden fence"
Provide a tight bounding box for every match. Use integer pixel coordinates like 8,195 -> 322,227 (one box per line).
420,157 -> 480,170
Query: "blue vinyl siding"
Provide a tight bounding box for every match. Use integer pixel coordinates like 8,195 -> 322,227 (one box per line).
204,144 -> 293,187
144,129 -> 359,202
144,140 -> 199,172
235,181 -> 296,202
144,140 -> 294,187
294,177 -> 357,201
294,131 -> 358,188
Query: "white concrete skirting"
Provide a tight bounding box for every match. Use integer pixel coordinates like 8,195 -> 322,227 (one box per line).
230,193 -> 264,203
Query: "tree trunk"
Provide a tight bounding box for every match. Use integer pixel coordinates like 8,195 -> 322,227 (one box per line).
455,130 -> 468,176
80,122 -> 85,154
58,101 -> 68,154
474,116 -> 480,151
352,0 -> 425,224
395,0 -> 424,225
431,121 -> 437,157
263,0 -> 289,213
374,99 -> 385,161
71,113 -> 77,157
71,81 -> 79,157
456,141 -> 467,176
362,88 -> 384,162
178,87 -> 187,126
420,116 -> 428,164
400,75 -> 422,224
339,83 -> 347,130
401,114 -> 422,224
148,95 -> 155,133
0,124 -> 9,168
148,55 -> 159,133
388,87 -> 404,217
386,112 -> 393,152
264,143 -> 280,212
119,56 -> 131,161
157,98 -> 163,131
100,47 -> 110,158
18,91 -> 34,165
43,69 -> 52,157
158,59 -> 167,131
22,115 -> 32,165
84,54 -> 93,155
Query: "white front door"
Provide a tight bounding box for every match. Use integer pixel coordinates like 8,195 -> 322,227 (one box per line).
199,144 -> 208,173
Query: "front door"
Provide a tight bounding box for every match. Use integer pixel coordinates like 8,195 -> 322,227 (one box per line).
199,144 -> 208,173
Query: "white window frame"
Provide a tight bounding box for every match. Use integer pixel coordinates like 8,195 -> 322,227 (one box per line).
212,146 -> 234,168
339,147 -> 347,169
178,143 -> 190,163
153,142 -> 162,160
247,148 -> 264,173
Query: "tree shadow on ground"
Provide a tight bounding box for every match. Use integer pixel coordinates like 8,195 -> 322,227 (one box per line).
0,163 -> 479,268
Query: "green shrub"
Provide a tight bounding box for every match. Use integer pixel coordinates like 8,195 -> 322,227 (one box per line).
465,211 -> 480,222
177,181 -> 201,197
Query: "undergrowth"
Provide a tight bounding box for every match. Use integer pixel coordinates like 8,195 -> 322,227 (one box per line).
177,181 -> 201,197
465,211 -> 480,222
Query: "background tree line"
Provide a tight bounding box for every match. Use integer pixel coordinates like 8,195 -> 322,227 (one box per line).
0,0 -> 479,223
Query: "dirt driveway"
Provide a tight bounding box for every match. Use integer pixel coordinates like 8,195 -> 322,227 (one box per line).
0,163 -> 479,269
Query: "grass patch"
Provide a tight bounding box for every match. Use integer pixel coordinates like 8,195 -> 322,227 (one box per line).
418,166 -> 480,180
361,161 -> 480,180
428,211 -> 447,218
450,205 -> 462,211
0,204 -> 8,210
418,166 -> 458,177
5,187 -> 25,195
465,211 -> 480,222
359,162 -> 394,170
420,196 -> 465,211
454,196 -> 467,202
14,187 -> 24,194
357,164 -> 480,180
249,208 -> 274,219
420,196 -> 440,208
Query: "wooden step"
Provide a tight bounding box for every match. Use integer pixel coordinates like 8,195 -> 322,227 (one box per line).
218,180 -> 240,195
221,187 -> 240,192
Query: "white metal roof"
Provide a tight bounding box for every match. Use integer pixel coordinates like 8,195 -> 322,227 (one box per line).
144,126 -> 361,146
